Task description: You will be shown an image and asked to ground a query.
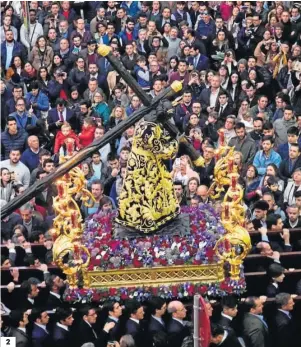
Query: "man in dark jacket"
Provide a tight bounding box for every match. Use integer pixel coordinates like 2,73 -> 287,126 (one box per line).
1,30 -> 27,71
167,301 -> 190,347
210,324 -> 241,347
271,293 -> 297,347
77,306 -> 115,347
228,123 -> 257,165
102,300 -> 123,342
31,309 -> 52,347
242,297 -> 269,347
53,307 -> 74,347
279,143 -> 301,182
148,297 -> 167,338
8,310 -> 30,347
1,117 -> 28,160
125,300 -> 145,347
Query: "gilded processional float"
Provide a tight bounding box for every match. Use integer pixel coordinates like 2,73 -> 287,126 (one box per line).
50,46 -> 251,303
1,45 -> 251,303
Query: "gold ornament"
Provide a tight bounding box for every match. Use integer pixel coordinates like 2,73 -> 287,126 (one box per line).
210,144 -> 251,280
52,154 -> 95,289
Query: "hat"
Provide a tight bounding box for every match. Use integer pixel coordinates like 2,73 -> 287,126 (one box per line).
253,200 -> 269,211
267,263 -> 285,278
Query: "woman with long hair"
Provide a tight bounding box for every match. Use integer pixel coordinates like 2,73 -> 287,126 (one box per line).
244,164 -> 261,206
0,168 -> 16,202
162,22 -> 172,38
180,45 -> 191,61
66,86 -> 83,113
81,161 -> 99,188
185,177 -> 200,203
167,56 -> 179,80
68,56 -> 87,95
265,14 -> 279,34
50,53 -> 66,75
228,71 -> 241,110
37,66 -> 51,96
109,106 -> 127,150
254,30 -> 279,66
29,35 -> 54,72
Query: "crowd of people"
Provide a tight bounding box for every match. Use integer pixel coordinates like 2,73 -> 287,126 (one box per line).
1,1 -> 301,346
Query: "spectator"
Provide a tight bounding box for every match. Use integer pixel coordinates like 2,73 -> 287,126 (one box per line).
1,148 -> 30,188
253,136 -> 281,176
1,30 -> 27,72
229,122 -> 257,165
20,135 -> 40,172
20,9 -> 43,51
1,117 -> 28,160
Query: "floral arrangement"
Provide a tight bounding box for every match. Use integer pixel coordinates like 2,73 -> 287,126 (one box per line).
82,205 -> 226,271
63,278 -> 246,303
63,205 -> 247,303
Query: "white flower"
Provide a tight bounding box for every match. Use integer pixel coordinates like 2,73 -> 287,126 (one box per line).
199,241 -> 207,249
171,242 -> 181,250
101,251 -> 106,257
96,255 -> 101,259
134,292 -> 138,297
154,247 -> 159,253
184,291 -> 188,296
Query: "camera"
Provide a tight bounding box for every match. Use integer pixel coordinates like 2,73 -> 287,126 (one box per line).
56,69 -> 65,77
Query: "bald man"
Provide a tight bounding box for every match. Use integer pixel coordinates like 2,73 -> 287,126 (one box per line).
20,135 -> 40,172
167,301 -> 190,347
197,185 -> 210,204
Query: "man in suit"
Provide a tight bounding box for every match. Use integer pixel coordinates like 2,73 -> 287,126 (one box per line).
125,300 -> 145,347
53,307 -> 74,347
242,296 -> 269,347
217,296 -> 238,334
20,280 -> 40,310
210,323 -> 241,347
77,306 -> 115,347
47,98 -> 76,136
102,300 -> 123,342
188,44 -> 209,71
8,310 -> 30,347
272,293 -> 296,347
200,75 -> 226,114
31,308 -> 52,347
166,301 -> 190,347
279,143 -> 301,182
45,274 -> 65,310
214,91 -> 234,129
277,126 -> 300,160
148,297 -> 167,337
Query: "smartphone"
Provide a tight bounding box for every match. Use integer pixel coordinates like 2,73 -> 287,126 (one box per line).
175,158 -> 180,167
108,342 -> 115,347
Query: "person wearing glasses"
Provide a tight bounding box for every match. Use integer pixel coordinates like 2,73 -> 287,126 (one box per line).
9,97 -> 38,133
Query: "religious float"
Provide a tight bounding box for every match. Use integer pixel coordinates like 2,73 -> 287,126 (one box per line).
1,45 -> 251,304
49,43 -> 251,302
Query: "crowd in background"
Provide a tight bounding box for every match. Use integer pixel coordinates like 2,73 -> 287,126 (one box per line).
1,1 -> 301,347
